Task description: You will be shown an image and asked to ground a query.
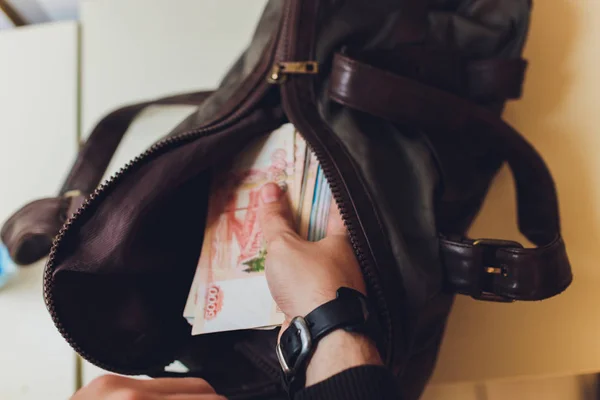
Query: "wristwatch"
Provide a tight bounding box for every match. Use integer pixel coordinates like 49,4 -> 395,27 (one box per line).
276,287 -> 380,395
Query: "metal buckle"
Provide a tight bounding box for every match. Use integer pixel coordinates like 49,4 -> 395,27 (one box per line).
276,316 -> 312,376
471,239 -> 523,302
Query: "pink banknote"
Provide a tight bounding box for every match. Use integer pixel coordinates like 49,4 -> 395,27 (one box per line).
184,125 -> 340,335
189,124 -> 296,334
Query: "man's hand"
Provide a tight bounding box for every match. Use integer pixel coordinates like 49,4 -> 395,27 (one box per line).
258,182 -> 367,327
258,183 -> 382,386
71,375 -> 225,400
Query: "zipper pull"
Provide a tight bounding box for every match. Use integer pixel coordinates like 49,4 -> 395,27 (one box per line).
267,61 -> 319,84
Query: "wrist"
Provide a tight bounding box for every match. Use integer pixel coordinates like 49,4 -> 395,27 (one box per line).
276,287 -> 381,393
289,287 -> 366,319
305,329 -> 382,387
290,291 -> 339,319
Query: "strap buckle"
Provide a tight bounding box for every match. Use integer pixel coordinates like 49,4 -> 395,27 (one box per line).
276,316 -> 312,377
471,239 -> 523,302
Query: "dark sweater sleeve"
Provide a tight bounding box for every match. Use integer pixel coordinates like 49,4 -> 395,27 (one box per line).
294,365 -> 400,400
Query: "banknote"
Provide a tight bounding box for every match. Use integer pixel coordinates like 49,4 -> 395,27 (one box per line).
308,166 -> 333,241
308,166 -> 322,241
184,125 -> 300,322
184,127 -> 299,323
298,152 -> 319,239
190,124 -> 295,334
292,133 -> 307,221
317,176 -> 332,241
185,125 -> 337,334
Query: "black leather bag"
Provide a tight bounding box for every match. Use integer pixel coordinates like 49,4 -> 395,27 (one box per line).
2,1 -> 572,399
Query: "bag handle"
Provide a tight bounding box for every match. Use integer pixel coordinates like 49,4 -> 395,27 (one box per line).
328,53 -> 572,301
1,91 -> 214,265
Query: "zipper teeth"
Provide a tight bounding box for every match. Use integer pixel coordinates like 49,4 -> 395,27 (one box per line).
298,130 -> 392,358
279,0 -> 392,361
44,125 -> 234,374
275,0 -> 292,64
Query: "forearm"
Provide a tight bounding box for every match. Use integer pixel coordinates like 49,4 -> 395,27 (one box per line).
295,331 -> 399,399
294,332 -> 397,400
305,330 -> 382,386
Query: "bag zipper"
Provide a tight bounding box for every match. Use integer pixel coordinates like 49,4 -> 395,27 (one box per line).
272,1 -> 394,364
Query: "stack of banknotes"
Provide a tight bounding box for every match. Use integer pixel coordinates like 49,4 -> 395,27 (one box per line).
183,124 -> 335,335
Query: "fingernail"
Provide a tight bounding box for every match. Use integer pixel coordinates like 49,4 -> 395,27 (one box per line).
261,182 -> 281,204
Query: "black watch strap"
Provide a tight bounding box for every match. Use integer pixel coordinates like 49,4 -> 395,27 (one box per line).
276,287 -> 378,396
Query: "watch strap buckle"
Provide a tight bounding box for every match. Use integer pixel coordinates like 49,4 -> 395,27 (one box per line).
276,316 -> 312,377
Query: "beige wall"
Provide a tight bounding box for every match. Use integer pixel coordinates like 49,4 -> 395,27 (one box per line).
431,0 -> 600,384
423,375 -> 597,400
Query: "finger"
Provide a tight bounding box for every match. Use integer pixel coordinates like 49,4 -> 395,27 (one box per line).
166,395 -> 227,400
106,388 -> 163,400
325,198 -> 347,237
258,182 -> 299,244
106,388 -> 225,400
136,378 -> 216,395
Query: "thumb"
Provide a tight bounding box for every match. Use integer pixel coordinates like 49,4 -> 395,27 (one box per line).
325,199 -> 347,237
258,182 -> 298,244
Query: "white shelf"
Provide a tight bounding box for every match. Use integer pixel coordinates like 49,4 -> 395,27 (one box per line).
80,0 -> 268,180
0,21 -> 79,400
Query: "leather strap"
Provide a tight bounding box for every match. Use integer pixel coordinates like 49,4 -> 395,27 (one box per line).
440,236 -> 571,301
468,58 -> 527,101
279,289 -> 370,369
60,91 -> 213,195
278,288 -> 372,395
1,91 -> 213,265
328,53 -> 572,301
357,48 -> 526,102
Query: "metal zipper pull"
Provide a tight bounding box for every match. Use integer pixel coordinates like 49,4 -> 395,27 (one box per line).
267,61 -> 319,84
